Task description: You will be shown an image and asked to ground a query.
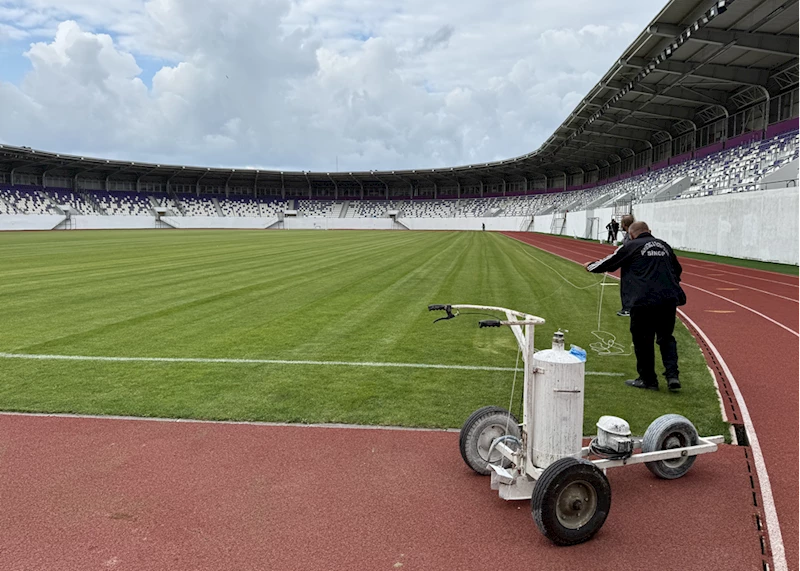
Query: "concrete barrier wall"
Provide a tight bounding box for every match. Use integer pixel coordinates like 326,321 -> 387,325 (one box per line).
72,215 -> 159,230
284,218 -> 394,230
634,188 -> 798,264
162,216 -> 277,229
0,215 -> 64,231
1,191 -> 797,264
400,216 -> 527,231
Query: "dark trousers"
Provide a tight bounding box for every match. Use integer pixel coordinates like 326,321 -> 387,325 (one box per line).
629,303 -> 679,386
607,230 -> 615,242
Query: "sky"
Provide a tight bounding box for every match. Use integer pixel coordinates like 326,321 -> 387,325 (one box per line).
0,0 -> 666,172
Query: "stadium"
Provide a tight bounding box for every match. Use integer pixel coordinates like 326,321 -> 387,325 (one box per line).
0,0 -> 797,569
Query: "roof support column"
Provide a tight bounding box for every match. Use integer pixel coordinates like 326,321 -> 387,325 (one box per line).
303,172 -> 312,200
502,179 -> 506,196
327,173 -> 338,200
280,173 -> 285,200
479,180 -> 484,198
253,171 -> 259,199
225,171 -> 235,199
196,169 -> 209,197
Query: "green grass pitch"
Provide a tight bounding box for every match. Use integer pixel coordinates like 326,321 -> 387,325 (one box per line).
0,229 -> 727,437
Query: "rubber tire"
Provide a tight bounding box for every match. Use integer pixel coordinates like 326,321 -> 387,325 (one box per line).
459,406 -> 520,475
641,413 -> 699,479
531,457 -> 611,546
459,406 -> 517,460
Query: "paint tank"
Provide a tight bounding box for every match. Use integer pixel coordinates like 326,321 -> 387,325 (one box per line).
529,334 -> 586,468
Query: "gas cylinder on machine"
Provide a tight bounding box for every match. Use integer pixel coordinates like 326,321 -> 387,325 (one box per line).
528,331 -> 586,469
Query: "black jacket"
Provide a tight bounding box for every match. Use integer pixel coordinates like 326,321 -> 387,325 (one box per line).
588,232 -> 686,308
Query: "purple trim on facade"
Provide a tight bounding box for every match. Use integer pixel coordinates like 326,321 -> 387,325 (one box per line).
724,131 -> 762,149
651,159 -> 669,171
694,142 -> 724,159
668,151 -> 693,166
765,118 -> 800,139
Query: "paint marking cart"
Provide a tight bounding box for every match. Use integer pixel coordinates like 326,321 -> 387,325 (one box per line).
428,303 -> 724,545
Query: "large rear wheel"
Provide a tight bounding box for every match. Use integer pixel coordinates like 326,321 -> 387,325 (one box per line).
531,457 -> 611,546
641,414 -> 699,479
459,406 -> 520,475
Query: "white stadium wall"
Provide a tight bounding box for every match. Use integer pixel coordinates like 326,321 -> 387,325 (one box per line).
633,187 -> 798,265
161,216 -> 278,229
0,188 -> 797,264
72,215 -> 161,230
283,218 -> 395,230
400,217 -> 528,231
0,214 -> 64,231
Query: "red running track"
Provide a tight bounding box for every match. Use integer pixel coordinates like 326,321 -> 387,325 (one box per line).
502,231 -> 799,571
0,234 -> 795,571
0,414 -> 768,571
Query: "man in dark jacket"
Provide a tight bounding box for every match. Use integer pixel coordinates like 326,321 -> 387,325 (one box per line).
616,214 -> 635,317
583,221 -> 685,391
605,218 -> 619,243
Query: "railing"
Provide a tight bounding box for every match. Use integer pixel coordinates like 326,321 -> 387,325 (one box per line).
660,178 -> 799,202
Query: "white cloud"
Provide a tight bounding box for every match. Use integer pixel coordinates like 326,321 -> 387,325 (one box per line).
0,0 -> 666,171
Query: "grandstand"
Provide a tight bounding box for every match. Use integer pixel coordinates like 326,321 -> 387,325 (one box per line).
0,0 -> 797,260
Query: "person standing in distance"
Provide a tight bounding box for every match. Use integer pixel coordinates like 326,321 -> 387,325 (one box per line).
605,217 -> 617,244
583,221 -> 686,391
616,214 -> 635,317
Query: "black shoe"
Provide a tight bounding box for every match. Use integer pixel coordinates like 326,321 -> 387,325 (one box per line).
667,378 -> 681,391
616,309 -> 630,317
625,379 -> 659,391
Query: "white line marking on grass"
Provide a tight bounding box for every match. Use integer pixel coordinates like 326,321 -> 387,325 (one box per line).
0,352 -> 624,376
678,310 -> 787,571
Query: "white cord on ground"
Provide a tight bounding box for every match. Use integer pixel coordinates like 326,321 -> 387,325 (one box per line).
597,272 -> 608,332
516,244 -> 602,290
506,346 -> 522,435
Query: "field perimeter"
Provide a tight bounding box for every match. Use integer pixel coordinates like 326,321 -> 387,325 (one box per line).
0,229 -> 726,436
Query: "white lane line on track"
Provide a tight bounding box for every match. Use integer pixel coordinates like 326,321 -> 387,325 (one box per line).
530,237 -> 798,289
677,262 -> 798,287
681,284 -> 799,337
679,272 -> 797,303
0,411 -> 462,433
505,233 -> 788,571
678,310 -> 787,571
0,351 -> 624,376
512,237 -> 799,334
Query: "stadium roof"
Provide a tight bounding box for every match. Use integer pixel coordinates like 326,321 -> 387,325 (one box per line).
1,0 -> 797,190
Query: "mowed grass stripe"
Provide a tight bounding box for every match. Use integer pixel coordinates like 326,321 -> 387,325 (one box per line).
0,230 -> 727,436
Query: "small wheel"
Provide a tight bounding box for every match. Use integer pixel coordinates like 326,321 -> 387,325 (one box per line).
459,406 -> 520,475
641,414 -> 699,479
531,457 -> 611,546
